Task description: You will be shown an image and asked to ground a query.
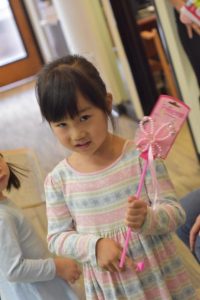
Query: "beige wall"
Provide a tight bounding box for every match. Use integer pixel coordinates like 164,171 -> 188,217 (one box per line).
23,0 -> 143,117
52,0 -> 128,104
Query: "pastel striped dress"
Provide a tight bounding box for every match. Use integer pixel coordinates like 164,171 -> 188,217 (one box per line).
45,140 -> 198,300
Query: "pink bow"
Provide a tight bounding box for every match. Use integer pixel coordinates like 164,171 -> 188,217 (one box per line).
135,116 -> 176,208
135,116 -> 175,158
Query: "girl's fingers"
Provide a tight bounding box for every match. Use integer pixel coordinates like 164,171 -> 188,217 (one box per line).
124,256 -> 136,270
128,199 -> 146,210
105,264 -> 117,273
126,221 -> 142,229
189,220 -> 200,250
186,24 -> 193,38
128,196 -> 138,203
75,272 -> 81,279
127,207 -> 146,217
112,260 -> 124,272
126,215 -> 142,223
192,24 -> 200,35
126,213 -> 145,228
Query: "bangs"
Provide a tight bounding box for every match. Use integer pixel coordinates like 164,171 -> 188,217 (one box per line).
37,62 -> 107,123
41,70 -> 79,122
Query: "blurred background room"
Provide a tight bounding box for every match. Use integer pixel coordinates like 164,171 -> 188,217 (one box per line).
0,0 -> 200,297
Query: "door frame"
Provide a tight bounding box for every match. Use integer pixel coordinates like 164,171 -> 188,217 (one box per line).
0,0 -> 43,87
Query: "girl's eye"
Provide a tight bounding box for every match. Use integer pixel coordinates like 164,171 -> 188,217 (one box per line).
80,115 -> 90,122
57,123 -> 67,128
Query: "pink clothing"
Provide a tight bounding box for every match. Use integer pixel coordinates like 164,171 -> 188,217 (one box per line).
45,140 -> 198,299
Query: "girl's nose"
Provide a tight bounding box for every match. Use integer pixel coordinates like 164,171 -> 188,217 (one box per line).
71,128 -> 86,141
74,134 -> 86,142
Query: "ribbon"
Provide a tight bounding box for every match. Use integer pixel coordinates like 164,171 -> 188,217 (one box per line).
136,116 -> 175,158
120,116 -> 176,269
135,117 -> 175,207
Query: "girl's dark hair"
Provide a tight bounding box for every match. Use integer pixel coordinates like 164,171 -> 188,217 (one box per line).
0,153 -> 27,191
35,55 -> 112,122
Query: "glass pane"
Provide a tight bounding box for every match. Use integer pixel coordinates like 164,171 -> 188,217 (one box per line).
0,0 -> 27,67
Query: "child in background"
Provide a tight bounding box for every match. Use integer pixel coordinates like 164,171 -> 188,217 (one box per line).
36,54 -> 198,300
0,153 -> 81,300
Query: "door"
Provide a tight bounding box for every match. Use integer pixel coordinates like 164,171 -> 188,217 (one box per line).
109,0 -> 158,115
0,0 -> 43,87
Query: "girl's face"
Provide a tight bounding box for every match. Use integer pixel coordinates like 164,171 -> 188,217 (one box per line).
50,92 -> 112,158
0,155 -> 10,196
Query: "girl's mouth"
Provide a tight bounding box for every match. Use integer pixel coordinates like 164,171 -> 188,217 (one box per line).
75,141 -> 91,149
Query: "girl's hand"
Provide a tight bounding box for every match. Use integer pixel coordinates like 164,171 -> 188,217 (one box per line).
184,23 -> 200,38
96,238 -> 135,272
179,8 -> 200,38
189,214 -> 200,252
125,196 -> 148,230
190,23 -> 200,36
54,257 -> 81,284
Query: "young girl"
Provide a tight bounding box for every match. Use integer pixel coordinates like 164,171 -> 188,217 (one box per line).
36,54 -> 198,300
0,153 -> 81,300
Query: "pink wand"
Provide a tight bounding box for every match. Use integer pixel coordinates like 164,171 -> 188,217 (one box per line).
119,159 -> 148,270
119,95 -> 190,270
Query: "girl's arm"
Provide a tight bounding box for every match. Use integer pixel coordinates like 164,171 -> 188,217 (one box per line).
0,213 -> 55,283
138,160 -> 186,236
45,173 -> 101,266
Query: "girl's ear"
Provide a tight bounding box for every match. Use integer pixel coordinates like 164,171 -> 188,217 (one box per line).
106,93 -> 113,114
